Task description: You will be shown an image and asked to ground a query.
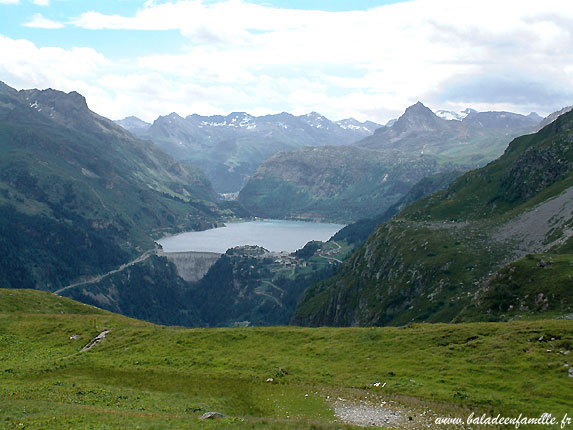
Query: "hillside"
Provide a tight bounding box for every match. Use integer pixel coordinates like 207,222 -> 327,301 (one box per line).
238,146 -> 452,222
123,111 -> 380,193
293,110 -> 573,326
331,171 -> 463,246
0,82 -> 225,292
59,254 -> 202,327
1,289 -> 571,429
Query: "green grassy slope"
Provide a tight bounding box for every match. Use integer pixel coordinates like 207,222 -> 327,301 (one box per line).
1,289 -> 572,429
457,253 -> 573,322
293,111 -> 573,326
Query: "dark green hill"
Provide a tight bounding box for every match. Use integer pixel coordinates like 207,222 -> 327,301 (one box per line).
0,82 -> 224,292
293,110 -> 573,326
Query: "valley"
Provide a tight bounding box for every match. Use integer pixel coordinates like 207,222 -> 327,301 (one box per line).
2,2 -> 573,429
118,112 -> 380,193
237,102 -> 541,223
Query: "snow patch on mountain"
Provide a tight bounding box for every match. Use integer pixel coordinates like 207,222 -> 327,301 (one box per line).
435,108 -> 476,121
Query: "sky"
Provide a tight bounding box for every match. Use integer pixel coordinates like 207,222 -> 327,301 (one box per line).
0,0 -> 572,123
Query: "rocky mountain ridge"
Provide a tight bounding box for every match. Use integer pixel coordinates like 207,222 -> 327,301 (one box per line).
116,111 -> 381,193
357,102 -> 539,165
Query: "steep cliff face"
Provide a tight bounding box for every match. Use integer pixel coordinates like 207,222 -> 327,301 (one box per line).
293,110 -> 573,326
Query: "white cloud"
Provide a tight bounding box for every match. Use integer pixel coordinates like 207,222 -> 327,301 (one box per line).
32,0 -> 50,5
3,0 -> 573,122
0,35 -> 108,109
24,13 -> 64,29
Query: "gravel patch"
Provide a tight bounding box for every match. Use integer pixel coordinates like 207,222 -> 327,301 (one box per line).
334,399 -> 405,427
494,186 -> 573,255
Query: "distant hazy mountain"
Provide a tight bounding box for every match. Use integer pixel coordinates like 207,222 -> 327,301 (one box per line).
534,105 -> 573,131
0,82 -> 222,292
116,111 -> 380,193
357,102 -> 539,165
526,112 -> 543,122
115,115 -> 151,133
239,102 -> 542,222
336,117 -> 381,134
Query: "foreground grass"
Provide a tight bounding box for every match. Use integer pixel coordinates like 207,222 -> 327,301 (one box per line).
0,289 -> 572,429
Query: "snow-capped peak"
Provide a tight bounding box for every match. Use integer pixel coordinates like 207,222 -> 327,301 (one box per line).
435,108 -> 476,121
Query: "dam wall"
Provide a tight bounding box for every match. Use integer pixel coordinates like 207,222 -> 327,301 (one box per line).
162,251 -> 222,282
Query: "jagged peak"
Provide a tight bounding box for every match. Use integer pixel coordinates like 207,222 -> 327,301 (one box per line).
20,88 -> 89,112
156,112 -> 184,122
301,111 -> 328,121
391,101 -> 443,132
403,101 -> 433,114
121,115 -> 144,121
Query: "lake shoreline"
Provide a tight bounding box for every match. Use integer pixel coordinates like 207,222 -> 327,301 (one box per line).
157,219 -> 346,254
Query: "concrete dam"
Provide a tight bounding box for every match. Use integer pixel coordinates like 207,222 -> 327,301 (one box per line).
161,251 -> 222,282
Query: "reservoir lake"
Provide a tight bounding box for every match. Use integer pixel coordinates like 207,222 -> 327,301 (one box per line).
157,220 -> 345,253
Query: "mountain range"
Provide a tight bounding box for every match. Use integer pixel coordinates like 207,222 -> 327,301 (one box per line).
238,102 -> 543,222
116,111 -> 381,193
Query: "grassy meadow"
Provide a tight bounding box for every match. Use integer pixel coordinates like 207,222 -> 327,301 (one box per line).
1,289 -> 572,429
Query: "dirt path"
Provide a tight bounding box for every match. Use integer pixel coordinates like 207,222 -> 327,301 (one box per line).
262,280 -> 284,293
317,241 -> 344,264
53,249 -> 157,295
331,396 -> 461,430
80,330 -> 110,352
254,290 -> 283,307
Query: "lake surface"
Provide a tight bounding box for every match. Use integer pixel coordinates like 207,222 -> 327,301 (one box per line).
158,220 -> 345,253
